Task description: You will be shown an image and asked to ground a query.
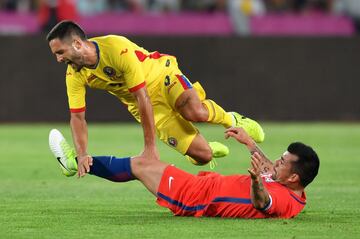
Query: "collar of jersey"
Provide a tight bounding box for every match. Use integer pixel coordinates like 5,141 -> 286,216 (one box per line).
86,41 -> 100,69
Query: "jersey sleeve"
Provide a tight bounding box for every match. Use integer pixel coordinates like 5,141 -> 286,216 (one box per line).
65,67 -> 86,113
261,188 -> 303,218
113,38 -> 146,92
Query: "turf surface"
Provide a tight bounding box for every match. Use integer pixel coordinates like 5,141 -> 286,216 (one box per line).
0,123 -> 359,239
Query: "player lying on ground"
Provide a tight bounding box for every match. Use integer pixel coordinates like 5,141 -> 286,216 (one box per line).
46,20 -> 264,176
49,127 -> 319,219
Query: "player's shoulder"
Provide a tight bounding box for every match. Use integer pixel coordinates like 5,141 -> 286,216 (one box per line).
90,35 -> 132,46
65,65 -> 88,82
66,65 -> 75,76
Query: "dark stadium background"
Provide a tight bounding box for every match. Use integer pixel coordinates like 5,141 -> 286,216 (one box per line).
1,0 -> 359,122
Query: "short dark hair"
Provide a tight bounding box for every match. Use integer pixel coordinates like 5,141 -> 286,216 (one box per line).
288,142 -> 319,188
46,20 -> 87,42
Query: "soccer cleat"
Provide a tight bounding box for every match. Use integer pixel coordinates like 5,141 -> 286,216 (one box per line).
208,142 -> 228,170
209,141 -> 229,158
209,159 -> 218,170
49,129 -> 78,177
229,112 -> 265,143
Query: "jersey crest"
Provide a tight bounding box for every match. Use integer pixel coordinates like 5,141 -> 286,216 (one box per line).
103,66 -> 116,77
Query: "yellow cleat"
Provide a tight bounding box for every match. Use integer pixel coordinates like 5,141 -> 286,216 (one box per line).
229,112 -> 265,143
209,141 -> 229,158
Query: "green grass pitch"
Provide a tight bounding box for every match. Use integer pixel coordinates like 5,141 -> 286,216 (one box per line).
0,123 -> 359,239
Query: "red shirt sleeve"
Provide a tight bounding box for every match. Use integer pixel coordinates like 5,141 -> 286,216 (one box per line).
263,183 -> 306,218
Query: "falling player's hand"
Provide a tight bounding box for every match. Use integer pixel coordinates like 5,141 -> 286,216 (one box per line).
248,152 -> 262,180
77,154 -> 93,178
141,145 -> 160,161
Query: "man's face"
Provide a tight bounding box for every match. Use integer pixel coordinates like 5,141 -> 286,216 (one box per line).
49,38 -> 84,71
272,151 -> 298,185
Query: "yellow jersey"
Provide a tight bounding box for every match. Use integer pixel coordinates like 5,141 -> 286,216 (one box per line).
65,35 -> 174,119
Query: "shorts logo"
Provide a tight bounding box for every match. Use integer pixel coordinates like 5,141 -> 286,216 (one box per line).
103,66 -> 116,77
165,75 -> 170,86
168,137 -> 177,147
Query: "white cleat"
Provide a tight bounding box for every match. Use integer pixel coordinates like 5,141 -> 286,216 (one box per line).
49,129 -> 77,177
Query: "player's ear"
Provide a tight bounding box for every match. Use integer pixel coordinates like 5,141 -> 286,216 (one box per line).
72,38 -> 82,51
288,173 -> 300,184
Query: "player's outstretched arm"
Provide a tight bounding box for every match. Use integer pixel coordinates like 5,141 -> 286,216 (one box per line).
225,127 -> 274,175
70,111 -> 93,177
132,87 -> 159,161
248,152 -> 271,210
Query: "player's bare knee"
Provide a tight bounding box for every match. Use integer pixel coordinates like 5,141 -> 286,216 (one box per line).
202,149 -> 213,162
181,105 -> 208,122
187,147 -> 212,164
192,151 -> 212,165
130,156 -> 150,177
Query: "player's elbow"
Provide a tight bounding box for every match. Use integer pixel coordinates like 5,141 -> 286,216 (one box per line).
252,201 -> 267,210
252,196 -> 271,211
70,112 -> 85,121
70,113 -> 86,127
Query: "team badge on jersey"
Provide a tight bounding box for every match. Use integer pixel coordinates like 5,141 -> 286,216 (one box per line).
103,66 -> 116,77
168,137 -> 178,147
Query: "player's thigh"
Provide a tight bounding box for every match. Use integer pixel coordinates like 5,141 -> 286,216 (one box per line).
157,166 -> 209,216
155,110 -> 198,155
131,156 -> 169,195
162,72 -> 206,110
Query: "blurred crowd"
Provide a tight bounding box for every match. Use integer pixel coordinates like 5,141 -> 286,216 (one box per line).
1,0 -> 360,33
1,0 -> 359,15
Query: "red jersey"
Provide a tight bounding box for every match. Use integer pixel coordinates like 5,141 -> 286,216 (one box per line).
157,165 -> 306,219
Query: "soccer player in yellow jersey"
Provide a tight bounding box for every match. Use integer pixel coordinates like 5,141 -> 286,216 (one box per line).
47,20 -> 265,177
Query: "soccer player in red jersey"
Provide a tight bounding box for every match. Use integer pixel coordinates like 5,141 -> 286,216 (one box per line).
49,127 -> 319,219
